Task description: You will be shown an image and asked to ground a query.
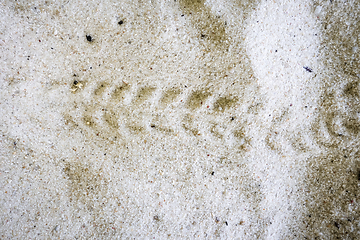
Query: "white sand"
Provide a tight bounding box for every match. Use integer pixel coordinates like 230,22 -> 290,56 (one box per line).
1,0 -> 359,239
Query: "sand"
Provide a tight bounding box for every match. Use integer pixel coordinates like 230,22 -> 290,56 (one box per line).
1,0 -> 359,239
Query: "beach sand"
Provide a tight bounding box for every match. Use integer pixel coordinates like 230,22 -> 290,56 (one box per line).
1,0 -> 359,238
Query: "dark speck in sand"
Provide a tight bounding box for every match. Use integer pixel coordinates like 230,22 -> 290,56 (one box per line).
303,66 -> 313,72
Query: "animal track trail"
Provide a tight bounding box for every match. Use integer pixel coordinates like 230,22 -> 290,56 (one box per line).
64,74 -> 253,152
56,0 -> 259,152
312,77 -> 360,149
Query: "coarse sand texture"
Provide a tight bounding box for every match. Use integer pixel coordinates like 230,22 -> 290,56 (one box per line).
0,0 -> 359,239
